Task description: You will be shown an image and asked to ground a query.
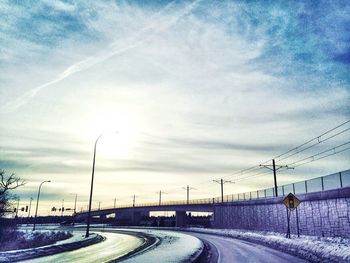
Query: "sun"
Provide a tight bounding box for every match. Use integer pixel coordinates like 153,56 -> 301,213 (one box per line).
85,111 -> 138,159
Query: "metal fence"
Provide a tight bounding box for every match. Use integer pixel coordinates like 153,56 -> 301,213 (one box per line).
88,169 -> 350,212
220,169 -> 350,202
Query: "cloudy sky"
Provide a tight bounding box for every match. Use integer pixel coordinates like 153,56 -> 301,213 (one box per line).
1,0 -> 349,215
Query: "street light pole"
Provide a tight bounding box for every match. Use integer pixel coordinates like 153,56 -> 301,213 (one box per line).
85,134 -> 102,238
33,180 -> 51,231
85,132 -> 117,238
27,197 -> 33,225
71,193 -> 77,226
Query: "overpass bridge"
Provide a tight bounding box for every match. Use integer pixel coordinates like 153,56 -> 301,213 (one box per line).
75,201 -> 215,227
75,169 -> 350,228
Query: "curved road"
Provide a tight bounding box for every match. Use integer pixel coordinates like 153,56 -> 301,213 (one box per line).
17,226 -> 308,262
19,227 -> 202,263
20,230 -> 145,263
187,232 -> 309,263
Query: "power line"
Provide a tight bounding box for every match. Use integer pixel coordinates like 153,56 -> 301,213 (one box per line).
276,126 -> 350,162
227,142 -> 350,184
235,141 -> 350,182
219,119 -> 350,182
294,146 -> 350,168
232,169 -> 272,183
218,164 -> 267,181
286,141 -> 350,168
274,119 -> 350,161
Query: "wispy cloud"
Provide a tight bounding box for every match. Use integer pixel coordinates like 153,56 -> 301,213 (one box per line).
1,0 -> 202,112
1,1 -> 349,210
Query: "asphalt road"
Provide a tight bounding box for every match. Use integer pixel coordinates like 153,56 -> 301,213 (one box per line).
18,227 -> 202,263
20,230 -> 145,263
188,232 -> 309,263
16,226 -> 309,262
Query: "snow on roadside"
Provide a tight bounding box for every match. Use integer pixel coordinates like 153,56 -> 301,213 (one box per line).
186,228 -> 350,263
0,231 -> 100,263
1,231 -> 93,254
120,229 -> 203,263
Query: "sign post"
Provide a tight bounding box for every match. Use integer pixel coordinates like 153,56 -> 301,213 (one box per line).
282,193 -> 301,238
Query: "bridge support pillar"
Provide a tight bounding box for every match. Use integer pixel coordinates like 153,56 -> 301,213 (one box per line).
99,214 -> 106,220
175,211 -> 187,227
132,211 -> 149,225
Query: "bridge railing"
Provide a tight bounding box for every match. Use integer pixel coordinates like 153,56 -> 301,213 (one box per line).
84,169 -> 350,212
221,169 -> 350,202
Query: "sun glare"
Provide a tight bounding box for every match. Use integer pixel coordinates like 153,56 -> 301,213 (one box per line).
84,111 -> 138,159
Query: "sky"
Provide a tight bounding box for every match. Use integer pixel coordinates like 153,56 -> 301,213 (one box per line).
0,0 -> 349,215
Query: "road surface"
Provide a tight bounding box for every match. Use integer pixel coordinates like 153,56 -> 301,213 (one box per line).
188,231 -> 309,263
19,226 -> 202,263
17,226 -> 309,262
20,230 -> 145,263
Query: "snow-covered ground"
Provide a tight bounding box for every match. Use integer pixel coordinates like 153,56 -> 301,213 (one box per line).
116,228 -> 203,263
17,227 -> 86,248
0,231 -> 97,262
185,228 -> 350,263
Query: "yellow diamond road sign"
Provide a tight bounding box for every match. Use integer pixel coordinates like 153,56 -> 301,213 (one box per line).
283,193 -> 301,210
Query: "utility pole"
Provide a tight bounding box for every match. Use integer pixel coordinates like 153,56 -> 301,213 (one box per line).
133,195 -> 136,207
61,199 -> 64,217
98,201 -> 101,210
260,159 -> 293,197
114,198 -> 117,208
213,179 -> 234,202
72,194 -> 77,226
157,191 -> 167,206
73,194 -> 77,214
15,198 -> 20,218
182,185 -> 196,204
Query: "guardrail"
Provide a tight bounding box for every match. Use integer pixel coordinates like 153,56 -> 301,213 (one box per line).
84,169 -> 350,212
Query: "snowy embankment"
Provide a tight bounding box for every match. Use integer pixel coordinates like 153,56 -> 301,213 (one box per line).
0,231 -> 103,262
118,229 -> 204,263
185,228 -> 350,263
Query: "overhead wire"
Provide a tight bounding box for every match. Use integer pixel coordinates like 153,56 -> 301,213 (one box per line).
286,141 -> 350,168
217,119 -> 350,183
276,126 -> 350,162
273,119 -> 350,161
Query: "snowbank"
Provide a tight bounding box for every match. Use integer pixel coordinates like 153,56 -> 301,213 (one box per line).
185,228 -> 350,263
119,229 -> 203,263
0,232 -> 103,262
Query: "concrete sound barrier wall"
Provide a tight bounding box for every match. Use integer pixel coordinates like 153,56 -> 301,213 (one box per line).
213,187 -> 350,238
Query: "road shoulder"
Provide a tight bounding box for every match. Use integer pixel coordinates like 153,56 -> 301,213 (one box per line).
0,233 -> 104,262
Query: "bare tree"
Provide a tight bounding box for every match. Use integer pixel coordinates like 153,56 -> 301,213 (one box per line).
0,170 -> 25,217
